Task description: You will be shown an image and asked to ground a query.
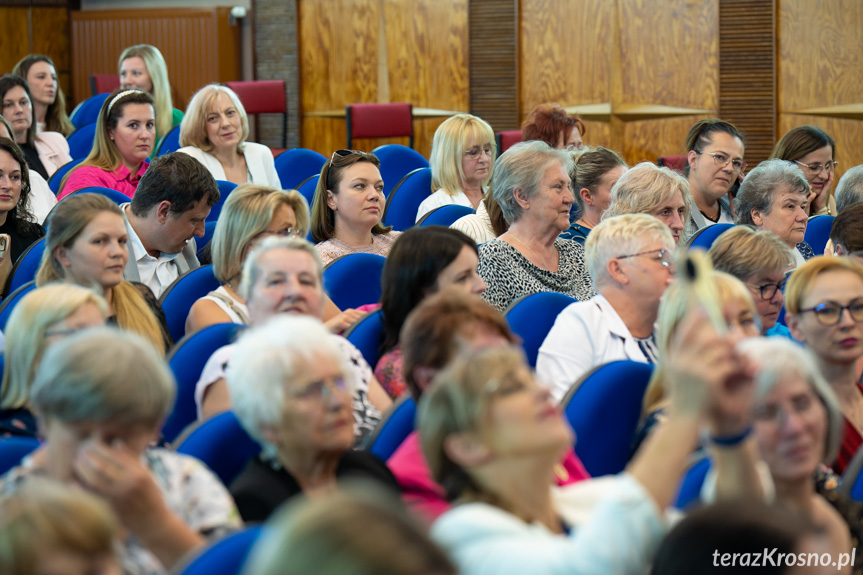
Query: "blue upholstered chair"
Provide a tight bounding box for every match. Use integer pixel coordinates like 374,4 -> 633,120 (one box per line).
323,253 -> 386,310
417,204 -> 474,228
47,159 -> 83,196
66,122 -> 98,159
685,223 -> 735,252
158,265 -> 221,347
674,456 -> 712,509
175,411 -> 261,486
70,93 -> 110,128
0,281 -> 36,332
274,148 -> 327,190
366,396 -> 417,461
504,292 -> 577,368
65,187 -> 132,206
372,144 -> 429,198
197,221 -> 218,261
343,309 -> 385,370
804,214 -> 835,256
382,167 -> 432,231
296,173 -> 320,208
178,525 -> 263,575
156,124 -> 182,156
210,180 -> 238,222
3,237 -> 45,297
0,437 -> 40,475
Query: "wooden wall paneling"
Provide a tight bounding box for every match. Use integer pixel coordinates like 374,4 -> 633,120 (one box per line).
0,9 -> 33,74
622,116 -> 712,166
31,7 -> 72,102
470,0 -> 518,132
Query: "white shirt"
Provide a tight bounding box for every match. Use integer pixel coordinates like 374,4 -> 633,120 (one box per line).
416,188 -> 473,223
451,200 -> 497,244
537,294 -> 652,403
123,205 -> 182,299
28,172 -> 58,224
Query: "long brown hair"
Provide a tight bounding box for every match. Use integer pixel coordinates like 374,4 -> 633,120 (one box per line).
12,55 -> 75,137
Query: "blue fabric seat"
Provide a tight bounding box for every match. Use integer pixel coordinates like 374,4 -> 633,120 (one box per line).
674,455 -> 712,509
417,204 -> 474,228
372,144 -> 429,198
296,173 -> 320,208
197,221 -> 218,261
210,181 -> 238,222
65,187 -> 132,206
158,265 -> 222,345
66,123 -> 98,159
178,525 -> 263,575
0,281 -> 36,332
343,309 -> 385,370
366,396 -> 417,461
323,253 -> 386,311
175,411 -> 261,486
685,223 -> 735,252
0,437 -> 41,475
70,93 -> 110,128
47,159 -> 83,196
3,237 -> 45,297
804,214 -> 835,256
382,167 -> 432,231
156,124 -> 182,156
504,292 -> 577,367
274,148 -> 327,190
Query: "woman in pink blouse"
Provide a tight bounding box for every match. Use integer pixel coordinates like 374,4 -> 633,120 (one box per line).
58,88 -> 155,200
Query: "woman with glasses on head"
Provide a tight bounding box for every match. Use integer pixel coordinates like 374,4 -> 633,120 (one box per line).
562,146 -> 628,245
522,103 -> 585,150
683,119 -> 746,231
770,126 -> 837,216
311,149 -> 401,266
186,184 -> 309,334
785,257 -> 863,474
416,113 -> 496,223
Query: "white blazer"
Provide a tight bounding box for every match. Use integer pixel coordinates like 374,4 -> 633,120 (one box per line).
34,131 -> 72,178
178,143 -> 282,189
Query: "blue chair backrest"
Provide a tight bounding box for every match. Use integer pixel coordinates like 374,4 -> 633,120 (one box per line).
197,221 -> 218,261
505,292 -> 578,367
0,281 -> 36,332
367,396 -> 417,461
417,204 -> 475,228
561,360 -> 654,477
66,123 -> 98,159
323,253 -> 386,311
382,167 -> 432,231
48,159 -> 84,196
4,237 -> 45,297
164,322 -> 246,443
804,214 -> 835,256
344,310 -> 385,369
274,148 -> 327,190
70,93 -> 110,128
156,125 -> 182,156
210,181 -> 238,222
674,456 -> 712,510
179,525 -> 263,575
686,223 -> 735,252
296,174 -> 320,207
175,411 -> 261,486
0,437 -> 41,475
66,187 -> 131,206
372,144 -> 429,198
158,265 -> 221,345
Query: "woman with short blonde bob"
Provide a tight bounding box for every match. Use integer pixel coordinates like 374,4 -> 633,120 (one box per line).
603,162 -> 693,245
186,184 -> 309,333
179,85 -> 281,188
417,114 -> 496,222
118,44 -> 181,141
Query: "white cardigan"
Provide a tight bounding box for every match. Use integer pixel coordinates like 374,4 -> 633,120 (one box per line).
178,143 -> 282,189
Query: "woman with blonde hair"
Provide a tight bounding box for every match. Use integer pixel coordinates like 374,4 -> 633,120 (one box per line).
12,54 -> 75,136
416,113 -> 496,222
36,193 -> 169,353
119,44 -> 182,141
1,284 -> 107,438
179,84 -> 281,187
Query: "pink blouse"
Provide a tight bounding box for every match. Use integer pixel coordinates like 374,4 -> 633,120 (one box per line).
58,162 -> 149,200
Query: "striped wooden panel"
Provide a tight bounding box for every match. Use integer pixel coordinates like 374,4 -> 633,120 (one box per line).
470,0 -> 519,131
719,0 -> 775,167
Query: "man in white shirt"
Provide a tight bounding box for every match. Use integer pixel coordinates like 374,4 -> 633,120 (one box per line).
537,213 -> 676,402
123,153 -> 220,298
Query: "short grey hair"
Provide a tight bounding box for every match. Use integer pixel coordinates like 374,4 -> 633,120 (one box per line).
31,327 -> 175,427
738,337 -> 842,465
585,214 -> 675,291
835,165 -> 863,214
602,162 -> 693,224
734,159 -> 809,226
491,140 -> 574,225
225,315 -> 352,459
238,236 -> 324,301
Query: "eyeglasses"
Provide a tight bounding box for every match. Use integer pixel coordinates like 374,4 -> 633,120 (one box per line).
616,248 -> 674,270
793,160 -> 837,176
464,146 -> 492,160
288,375 -> 351,402
331,149 -> 356,163
694,150 -> 747,173
798,298 -> 863,326
750,277 -> 787,301
254,227 -> 303,241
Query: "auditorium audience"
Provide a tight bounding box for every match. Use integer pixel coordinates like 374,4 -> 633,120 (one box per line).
0,137 -> 44,264
770,125 -> 837,216
121,152 -> 219,298
735,158 -> 815,264
478,141 -> 595,312
709,225 -> 796,338
521,102 -> 585,150
0,284 -> 107,439
683,118 -> 746,229
0,328 -> 242,574
179,84 -> 281,188
0,75 -> 71,180
12,54 -> 75,136
195,236 -> 390,434
829,204 -> 863,264
603,162 -> 692,245
311,149 -> 400,265
375,226 -> 487,399
0,117 -> 56,224
785,257 -> 863,474
561,146 -> 627,244
416,113 -> 496,222
450,191 -> 508,244
226,315 -> 398,522
537,214 -> 675,402
36,193 -> 170,354
835,165 -> 863,214
119,44 -> 182,141
59,88 -> 155,199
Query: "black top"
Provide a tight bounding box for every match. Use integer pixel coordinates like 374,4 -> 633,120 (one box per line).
0,217 -> 44,266
19,143 -> 48,180
230,449 -> 400,523
0,407 -> 38,438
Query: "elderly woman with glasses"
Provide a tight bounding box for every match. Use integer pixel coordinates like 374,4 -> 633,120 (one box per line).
785,257 -> 863,474
226,315 -> 399,522
478,141 -> 595,312
735,159 -> 815,265
770,126 -> 838,217
537,214 -> 675,402
311,149 -> 400,266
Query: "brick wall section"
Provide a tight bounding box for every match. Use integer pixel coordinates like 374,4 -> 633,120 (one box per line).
254,0 -> 300,149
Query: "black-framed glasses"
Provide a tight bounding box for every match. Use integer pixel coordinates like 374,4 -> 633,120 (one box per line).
694,150 -> 747,173
331,149 -> 355,163
617,248 -> 674,269
750,277 -> 787,301
798,298 -> 863,326
793,159 -> 837,175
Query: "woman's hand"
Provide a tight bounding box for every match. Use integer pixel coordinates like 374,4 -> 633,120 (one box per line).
324,308 -> 366,334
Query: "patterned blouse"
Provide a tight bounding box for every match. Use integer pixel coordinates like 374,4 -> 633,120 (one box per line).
0,448 -> 242,575
316,232 -> 402,266
478,238 -> 596,312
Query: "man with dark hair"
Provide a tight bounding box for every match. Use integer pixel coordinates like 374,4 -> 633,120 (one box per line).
122,153 -> 220,297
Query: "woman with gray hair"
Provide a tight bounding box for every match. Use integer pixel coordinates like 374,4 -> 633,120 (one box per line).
835,165 -> 863,214
0,327 -> 241,575
226,315 -> 398,522
477,140 -> 595,312
734,158 -> 814,265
